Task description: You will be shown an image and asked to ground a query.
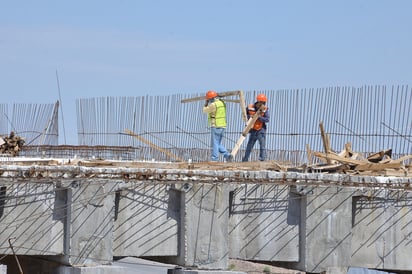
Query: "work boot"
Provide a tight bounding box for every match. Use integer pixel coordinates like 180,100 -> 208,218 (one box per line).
225,154 -> 233,162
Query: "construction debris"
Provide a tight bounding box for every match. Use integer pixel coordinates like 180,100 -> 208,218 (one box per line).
307,122 -> 412,177
0,131 -> 25,156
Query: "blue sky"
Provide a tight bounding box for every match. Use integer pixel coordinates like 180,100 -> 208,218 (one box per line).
1,1 -> 411,144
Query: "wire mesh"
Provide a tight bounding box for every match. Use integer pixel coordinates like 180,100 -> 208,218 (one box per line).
0,102 -> 58,145
75,85 -> 412,164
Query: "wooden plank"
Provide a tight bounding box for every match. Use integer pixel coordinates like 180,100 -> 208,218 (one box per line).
306,144 -> 313,165
181,90 -> 241,103
367,149 -> 392,163
355,162 -> 402,171
319,121 -> 332,164
313,151 -> 365,165
338,143 -> 351,158
223,99 -> 241,103
314,151 -> 403,171
390,154 -> 412,164
230,135 -> 246,158
239,90 -> 247,122
310,163 -> 346,172
125,129 -> 185,162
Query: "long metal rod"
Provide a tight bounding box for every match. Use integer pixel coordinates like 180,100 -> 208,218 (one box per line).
26,84 -> 409,163
56,70 -> 66,144
8,238 -> 24,274
381,122 -> 412,144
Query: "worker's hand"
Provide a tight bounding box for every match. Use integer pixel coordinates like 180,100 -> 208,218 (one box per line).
204,100 -> 209,107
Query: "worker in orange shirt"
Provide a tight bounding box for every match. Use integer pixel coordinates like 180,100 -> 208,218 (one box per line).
242,94 -> 270,162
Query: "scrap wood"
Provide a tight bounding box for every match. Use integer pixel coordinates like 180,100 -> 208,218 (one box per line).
0,132 -> 25,156
367,149 -> 392,163
354,162 -> 402,171
313,151 -> 406,172
319,121 -> 332,164
391,154 -> 412,164
125,129 -> 185,162
310,122 -> 411,176
337,143 -> 357,158
306,144 -> 313,165
314,151 -> 370,166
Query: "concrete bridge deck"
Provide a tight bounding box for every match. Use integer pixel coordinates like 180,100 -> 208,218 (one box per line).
0,157 -> 411,273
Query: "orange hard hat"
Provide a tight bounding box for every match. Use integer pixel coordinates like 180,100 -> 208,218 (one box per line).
206,90 -> 218,99
256,94 -> 267,102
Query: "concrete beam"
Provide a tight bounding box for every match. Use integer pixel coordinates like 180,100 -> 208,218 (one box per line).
2,162 -> 412,272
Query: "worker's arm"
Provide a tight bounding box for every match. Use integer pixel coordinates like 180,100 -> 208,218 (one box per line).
258,108 -> 270,123
203,103 -> 216,114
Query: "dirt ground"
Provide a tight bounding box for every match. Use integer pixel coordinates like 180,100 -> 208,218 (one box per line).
229,259 -> 305,274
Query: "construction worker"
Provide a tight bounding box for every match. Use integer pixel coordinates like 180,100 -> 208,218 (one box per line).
242,93 -> 270,162
203,90 -> 233,162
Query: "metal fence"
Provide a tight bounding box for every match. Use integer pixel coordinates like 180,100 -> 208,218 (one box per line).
0,102 -> 59,146
4,86 -> 411,164
74,85 -> 412,164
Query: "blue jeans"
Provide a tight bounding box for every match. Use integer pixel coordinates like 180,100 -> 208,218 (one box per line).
210,127 -> 230,161
242,130 -> 266,161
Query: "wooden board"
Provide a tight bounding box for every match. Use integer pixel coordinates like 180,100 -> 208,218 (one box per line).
125,129 -> 185,162
389,154 -> 412,164
306,144 -> 313,165
367,149 -> 392,163
314,151 -> 403,171
181,90 -> 241,103
238,90 -> 247,122
355,162 -> 402,171
319,121 -> 332,164
314,151 -> 365,165
231,135 -> 246,158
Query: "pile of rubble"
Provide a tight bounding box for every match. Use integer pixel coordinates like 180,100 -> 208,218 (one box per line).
306,122 -> 412,177
0,131 -> 25,156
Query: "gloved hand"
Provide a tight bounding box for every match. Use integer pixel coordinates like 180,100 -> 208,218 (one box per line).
204,100 -> 209,107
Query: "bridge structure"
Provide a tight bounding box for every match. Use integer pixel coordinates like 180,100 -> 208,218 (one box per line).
0,85 -> 411,273
0,157 -> 411,274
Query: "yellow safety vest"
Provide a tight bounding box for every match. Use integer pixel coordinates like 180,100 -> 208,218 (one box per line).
208,99 -> 227,128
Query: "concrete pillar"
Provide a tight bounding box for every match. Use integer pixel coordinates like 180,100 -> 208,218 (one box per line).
113,183 -> 179,257
0,264 -> 6,274
64,180 -> 117,266
229,184 -> 300,262
0,182 -> 65,255
295,186 -> 353,273
351,189 -> 412,271
174,183 -> 230,270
